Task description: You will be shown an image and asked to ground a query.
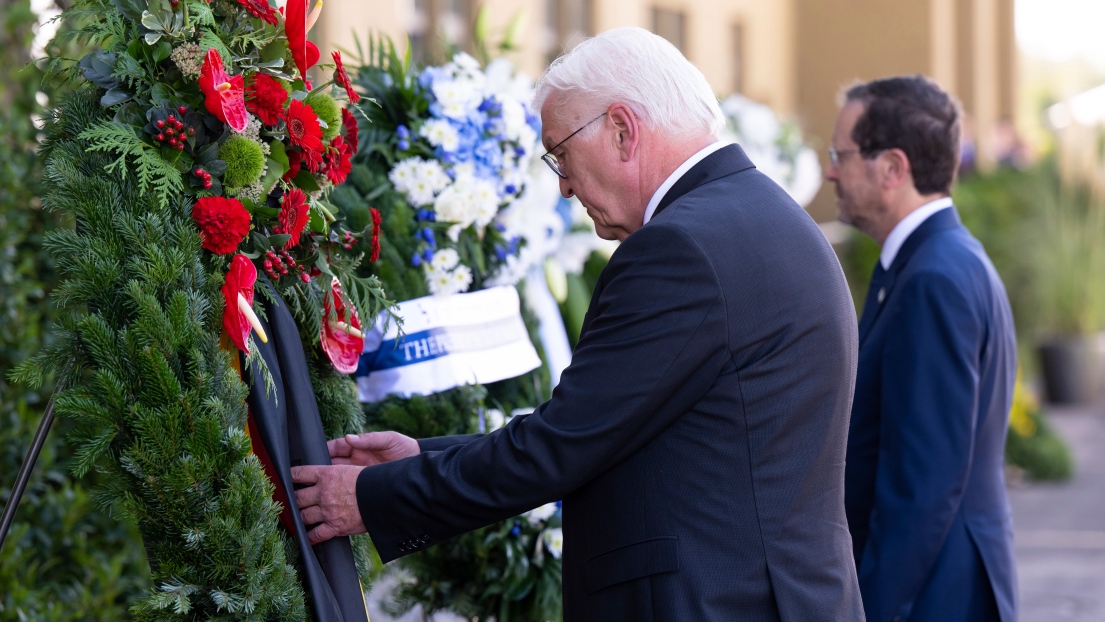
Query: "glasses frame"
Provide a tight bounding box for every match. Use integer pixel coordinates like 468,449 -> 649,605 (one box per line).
541,112 -> 608,179
828,146 -> 861,167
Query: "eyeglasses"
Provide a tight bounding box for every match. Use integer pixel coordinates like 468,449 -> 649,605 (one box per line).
541,112 -> 607,179
828,147 -> 860,166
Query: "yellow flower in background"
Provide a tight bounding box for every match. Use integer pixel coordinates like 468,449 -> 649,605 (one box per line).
1009,368 -> 1038,438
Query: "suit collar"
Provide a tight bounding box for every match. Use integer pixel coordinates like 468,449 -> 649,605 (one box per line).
652,143 -> 756,218
857,206 -> 962,347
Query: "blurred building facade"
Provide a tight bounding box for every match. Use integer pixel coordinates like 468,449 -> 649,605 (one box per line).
318,0 -> 1016,222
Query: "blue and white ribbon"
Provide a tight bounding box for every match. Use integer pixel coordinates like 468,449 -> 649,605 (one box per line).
356,286 -> 541,402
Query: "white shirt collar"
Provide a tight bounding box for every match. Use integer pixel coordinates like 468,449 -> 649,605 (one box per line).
642,141 -> 726,225
879,196 -> 954,269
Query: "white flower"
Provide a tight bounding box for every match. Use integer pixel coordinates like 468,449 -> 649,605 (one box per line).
388,157 -> 421,194
430,248 -> 460,271
525,503 -> 558,525
415,159 -> 451,194
425,267 -> 456,296
471,179 -> 500,228
450,264 -> 473,293
406,176 -> 437,206
420,119 -> 460,152
433,183 -> 475,228
432,78 -> 481,119
542,528 -> 563,559
483,408 -> 506,431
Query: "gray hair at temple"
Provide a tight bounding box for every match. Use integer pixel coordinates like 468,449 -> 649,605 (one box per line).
533,27 -> 725,141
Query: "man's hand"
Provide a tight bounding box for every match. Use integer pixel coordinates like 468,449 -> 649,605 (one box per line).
328,431 -> 419,467
291,464 -> 368,545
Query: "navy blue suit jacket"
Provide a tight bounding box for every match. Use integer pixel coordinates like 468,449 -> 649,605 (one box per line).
845,207 -> 1017,622
358,145 -> 864,621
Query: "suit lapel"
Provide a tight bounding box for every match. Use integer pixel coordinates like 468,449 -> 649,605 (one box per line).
653,143 -> 756,218
858,207 -> 962,347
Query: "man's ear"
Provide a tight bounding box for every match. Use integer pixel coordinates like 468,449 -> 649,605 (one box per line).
607,104 -> 639,162
879,148 -> 913,191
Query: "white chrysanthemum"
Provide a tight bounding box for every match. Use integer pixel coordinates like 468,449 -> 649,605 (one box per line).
420,119 -> 460,152
388,157 -> 421,194
525,503 -> 558,525
451,264 -> 473,293
432,78 -> 481,119
406,177 -> 437,206
483,408 -> 506,432
430,247 -> 460,271
414,159 -> 450,195
499,98 -> 528,142
426,267 -> 456,296
471,178 -> 500,228
433,184 -> 475,228
542,528 -> 563,559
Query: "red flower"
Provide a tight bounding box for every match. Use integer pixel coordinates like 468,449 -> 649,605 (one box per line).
222,254 -> 262,354
192,196 -> 251,255
320,277 -> 364,374
246,73 -> 289,125
276,187 -> 310,248
341,107 -> 359,155
198,49 -> 248,132
331,51 -> 360,104
369,207 -> 381,263
283,149 -> 302,183
236,0 -> 280,25
285,0 -> 321,81
324,135 -> 352,185
284,99 -> 325,157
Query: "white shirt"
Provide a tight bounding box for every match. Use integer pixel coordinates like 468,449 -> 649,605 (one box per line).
642,141 -> 727,225
879,197 -> 955,269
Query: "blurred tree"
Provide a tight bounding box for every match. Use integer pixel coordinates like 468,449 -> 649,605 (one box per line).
0,1 -> 149,618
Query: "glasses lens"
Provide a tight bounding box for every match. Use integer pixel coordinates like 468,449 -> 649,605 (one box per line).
542,153 -> 565,178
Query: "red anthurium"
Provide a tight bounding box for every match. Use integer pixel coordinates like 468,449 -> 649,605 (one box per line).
320,277 -> 364,374
199,49 -> 248,132
222,254 -> 267,353
285,0 -> 321,82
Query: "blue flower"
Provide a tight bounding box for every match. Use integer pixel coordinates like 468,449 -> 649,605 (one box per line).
510,522 -> 521,537
422,248 -> 434,263
494,222 -> 506,232
397,139 -> 409,151
494,245 -> 507,261
396,124 -> 410,139
422,228 -> 436,248
415,209 -> 436,222
411,252 -> 422,267
504,184 -> 517,195
478,97 -> 501,115
514,146 -> 527,159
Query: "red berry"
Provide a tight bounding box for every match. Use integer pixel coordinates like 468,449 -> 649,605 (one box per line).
187,128 -> 195,136
300,273 -> 310,283
202,172 -> 211,180
176,143 -> 184,151
167,114 -> 175,123
156,133 -> 165,141
263,260 -> 273,270
194,167 -> 203,176
156,120 -> 165,129
177,105 -> 187,115
174,121 -> 183,130
203,180 -> 213,189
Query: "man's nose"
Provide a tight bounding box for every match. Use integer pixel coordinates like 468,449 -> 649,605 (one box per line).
559,176 -> 574,199
825,162 -> 839,183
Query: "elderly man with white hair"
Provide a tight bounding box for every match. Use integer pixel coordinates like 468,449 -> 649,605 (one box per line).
293,27 -> 864,621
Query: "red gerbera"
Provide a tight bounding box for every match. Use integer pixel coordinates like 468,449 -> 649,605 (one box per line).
320,277 -> 364,374
198,49 -> 247,132
331,51 -> 360,104
283,149 -> 302,183
275,187 -> 310,248
324,135 -> 353,185
284,99 -> 325,156
222,254 -> 265,354
192,196 -> 251,254
236,0 -> 280,25
369,207 -> 381,263
340,107 -> 359,155
246,73 -> 289,126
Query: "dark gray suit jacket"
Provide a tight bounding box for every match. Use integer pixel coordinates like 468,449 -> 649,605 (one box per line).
357,145 -> 864,621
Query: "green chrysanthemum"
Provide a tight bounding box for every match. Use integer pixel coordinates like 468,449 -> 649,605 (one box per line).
221,135 -> 266,188
305,91 -> 342,141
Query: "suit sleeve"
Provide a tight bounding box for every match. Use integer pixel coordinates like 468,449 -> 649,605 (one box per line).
417,434 -> 482,453
858,271 -> 983,621
356,223 -> 729,562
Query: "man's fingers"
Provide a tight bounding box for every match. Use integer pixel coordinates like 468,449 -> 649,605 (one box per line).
290,465 -> 320,485
300,504 -> 323,526
327,437 -> 352,458
347,432 -> 386,449
307,522 -> 338,546
293,482 -> 320,509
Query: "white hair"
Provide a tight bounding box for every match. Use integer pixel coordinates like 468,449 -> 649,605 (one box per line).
533,27 -> 725,140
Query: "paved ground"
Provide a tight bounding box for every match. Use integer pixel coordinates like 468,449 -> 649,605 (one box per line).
1010,401 -> 1105,622
367,404 -> 1105,621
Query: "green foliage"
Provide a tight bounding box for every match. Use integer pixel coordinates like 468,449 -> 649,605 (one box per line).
1006,414 -> 1074,480
220,135 -> 265,189
76,121 -> 184,209
26,87 -> 306,619
305,91 -> 342,141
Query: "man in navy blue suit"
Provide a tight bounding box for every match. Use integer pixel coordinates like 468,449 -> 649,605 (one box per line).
292,27 -> 865,621
828,75 -> 1017,622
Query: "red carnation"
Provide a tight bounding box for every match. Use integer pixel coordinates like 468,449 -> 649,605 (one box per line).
320,277 -> 364,374
276,187 -> 310,248
192,196 -> 251,254
331,51 -> 360,104
341,107 -> 359,155
284,99 -> 325,158
324,135 -> 353,185
236,0 -> 280,25
222,254 -> 261,354
246,73 -> 289,126
369,207 -> 381,263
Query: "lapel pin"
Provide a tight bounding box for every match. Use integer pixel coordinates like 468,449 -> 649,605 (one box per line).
877,287 -> 886,304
